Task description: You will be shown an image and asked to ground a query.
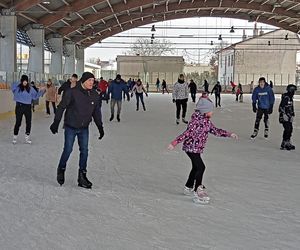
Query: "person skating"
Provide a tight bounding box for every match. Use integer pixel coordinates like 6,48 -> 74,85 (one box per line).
98,77 -> 109,101
279,84 -> 297,150
230,81 -> 236,94
168,94 -> 238,204
30,81 -> 39,112
203,79 -> 209,94
189,79 -> 197,103
131,79 -> 148,111
58,74 -> 78,98
211,81 -> 222,107
236,83 -> 243,102
50,72 -> 104,189
250,77 -> 275,139
12,75 -> 46,144
146,82 -> 149,93
156,78 -> 160,92
108,74 -> 130,122
162,79 -> 169,94
172,74 -> 189,125
45,79 -> 57,116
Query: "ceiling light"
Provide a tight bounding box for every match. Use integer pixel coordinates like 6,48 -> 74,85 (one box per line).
65,13 -> 72,21
230,26 -> 235,33
274,0 -> 282,8
268,41 -> 271,46
42,1 -> 51,4
210,41 -> 214,45
285,34 -> 289,40
151,25 -> 156,32
218,34 -> 222,41
151,33 -> 155,39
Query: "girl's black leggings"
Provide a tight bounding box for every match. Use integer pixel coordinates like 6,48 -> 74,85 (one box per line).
14,102 -> 32,136
186,152 -> 206,191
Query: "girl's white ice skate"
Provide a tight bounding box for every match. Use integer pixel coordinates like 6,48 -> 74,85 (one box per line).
193,186 -> 210,204
183,186 -> 194,196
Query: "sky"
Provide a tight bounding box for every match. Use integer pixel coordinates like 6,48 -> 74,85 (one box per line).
85,17 -> 277,63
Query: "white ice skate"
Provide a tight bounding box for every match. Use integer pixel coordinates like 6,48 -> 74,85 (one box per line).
25,134 -> 32,144
193,186 -> 210,204
12,135 -> 17,144
183,186 -> 194,196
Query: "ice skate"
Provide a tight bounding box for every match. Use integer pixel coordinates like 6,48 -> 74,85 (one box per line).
193,186 -> 210,204
176,119 -> 180,125
264,129 -> 269,139
182,118 -> 188,124
12,135 -> 17,144
109,115 -> 114,121
57,168 -> 65,186
78,170 -> 92,189
25,134 -> 32,144
250,129 -> 258,139
285,140 -> 295,150
117,115 -> 120,122
183,186 -> 194,196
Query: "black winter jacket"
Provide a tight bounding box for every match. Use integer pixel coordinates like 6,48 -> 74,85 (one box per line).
54,84 -> 103,131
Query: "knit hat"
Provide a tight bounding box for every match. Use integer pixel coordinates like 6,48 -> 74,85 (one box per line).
80,72 -> 95,83
195,96 -> 214,114
21,75 -> 29,83
116,74 -> 122,80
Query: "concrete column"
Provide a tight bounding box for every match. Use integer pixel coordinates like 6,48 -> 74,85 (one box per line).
75,47 -> 85,76
64,42 -> 76,75
0,14 -> 17,72
48,37 -> 63,75
27,26 -> 44,73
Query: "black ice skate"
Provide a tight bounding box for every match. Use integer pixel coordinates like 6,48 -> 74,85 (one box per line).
117,115 -> 120,122
109,115 -> 114,121
285,141 -> 295,150
78,170 -> 92,189
250,129 -> 258,139
182,118 -> 188,124
57,168 -> 65,186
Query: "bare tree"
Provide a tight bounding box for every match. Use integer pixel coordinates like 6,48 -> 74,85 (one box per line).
128,38 -> 174,56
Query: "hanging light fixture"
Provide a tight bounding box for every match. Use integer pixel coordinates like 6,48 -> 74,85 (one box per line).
230,26 -> 235,33
150,39 -> 154,44
151,33 -> 155,39
151,25 -> 156,32
210,41 -> 214,45
65,13 -> 72,21
285,34 -> 289,40
218,34 -> 222,41
268,41 -> 271,46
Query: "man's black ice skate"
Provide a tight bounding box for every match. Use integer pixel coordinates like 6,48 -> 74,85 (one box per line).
286,141 -> 295,150
250,129 -> 258,139
117,115 -> 120,122
57,168 -> 65,186
78,170 -> 92,189
182,118 -> 188,124
264,129 -> 269,139
109,115 -> 114,121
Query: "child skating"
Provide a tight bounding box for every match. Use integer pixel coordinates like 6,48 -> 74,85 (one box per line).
168,94 -> 238,204
279,84 -> 297,150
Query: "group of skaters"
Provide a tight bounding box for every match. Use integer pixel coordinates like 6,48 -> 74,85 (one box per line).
10,72 -> 297,204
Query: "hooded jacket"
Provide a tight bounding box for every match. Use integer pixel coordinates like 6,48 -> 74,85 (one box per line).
45,84 -> 57,102
171,111 -> 231,154
279,93 -> 294,122
252,85 -> 275,109
54,84 -> 103,131
172,79 -> 189,100
108,79 -> 129,101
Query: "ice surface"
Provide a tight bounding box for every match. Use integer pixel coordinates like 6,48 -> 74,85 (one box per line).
0,94 -> 299,250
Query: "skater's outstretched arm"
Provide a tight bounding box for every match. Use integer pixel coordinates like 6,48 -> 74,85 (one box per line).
209,122 -> 232,138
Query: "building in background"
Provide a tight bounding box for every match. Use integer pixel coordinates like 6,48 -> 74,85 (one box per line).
218,29 -> 300,87
117,55 -> 184,84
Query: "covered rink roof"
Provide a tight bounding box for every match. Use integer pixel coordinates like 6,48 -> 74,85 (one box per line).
1,0 -> 300,48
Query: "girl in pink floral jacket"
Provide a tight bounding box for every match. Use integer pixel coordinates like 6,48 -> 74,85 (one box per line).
168,94 -> 238,204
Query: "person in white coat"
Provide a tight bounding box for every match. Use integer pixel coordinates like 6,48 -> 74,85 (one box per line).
172,74 -> 189,125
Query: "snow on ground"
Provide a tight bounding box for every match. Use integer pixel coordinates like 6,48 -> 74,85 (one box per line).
0,93 -> 300,250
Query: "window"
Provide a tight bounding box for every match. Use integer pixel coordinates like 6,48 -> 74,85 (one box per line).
231,54 -> 234,66
228,55 -> 230,67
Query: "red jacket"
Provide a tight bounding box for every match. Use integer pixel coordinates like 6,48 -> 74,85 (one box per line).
98,80 -> 108,93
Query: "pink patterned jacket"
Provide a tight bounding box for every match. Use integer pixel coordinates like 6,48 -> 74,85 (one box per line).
171,111 -> 231,154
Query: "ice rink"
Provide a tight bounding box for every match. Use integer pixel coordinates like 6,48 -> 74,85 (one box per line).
0,93 -> 299,250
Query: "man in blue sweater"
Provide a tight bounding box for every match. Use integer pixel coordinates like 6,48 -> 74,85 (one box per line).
251,77 -> 275,139
108,74 -> 130,122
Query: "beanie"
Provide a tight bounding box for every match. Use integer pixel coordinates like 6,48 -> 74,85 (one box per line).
80,72 -> 95,83
195,97 -> 214,114
21,75 -> 29,83
116,74 -> 122,80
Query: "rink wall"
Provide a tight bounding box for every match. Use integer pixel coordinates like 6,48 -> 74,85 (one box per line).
0,90 -> 45,115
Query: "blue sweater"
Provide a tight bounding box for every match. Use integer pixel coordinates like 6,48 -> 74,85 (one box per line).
12,82 -> 45,105
108,80 -> 129,101
252,85 -> 275,109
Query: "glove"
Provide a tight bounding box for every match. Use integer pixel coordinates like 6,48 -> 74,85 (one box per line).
145,93 -> 148,97
50,120 -> 60,134
172,99 -> 176,103
268,106 -> 273,114
98,126 -> 104,140
252,103 -> 257,113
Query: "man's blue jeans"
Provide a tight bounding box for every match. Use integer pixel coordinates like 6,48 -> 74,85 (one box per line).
58,126 -> 89,171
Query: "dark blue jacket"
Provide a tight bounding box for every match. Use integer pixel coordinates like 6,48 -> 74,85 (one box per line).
108,80 -> 129,101
252,85 -> 275,109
